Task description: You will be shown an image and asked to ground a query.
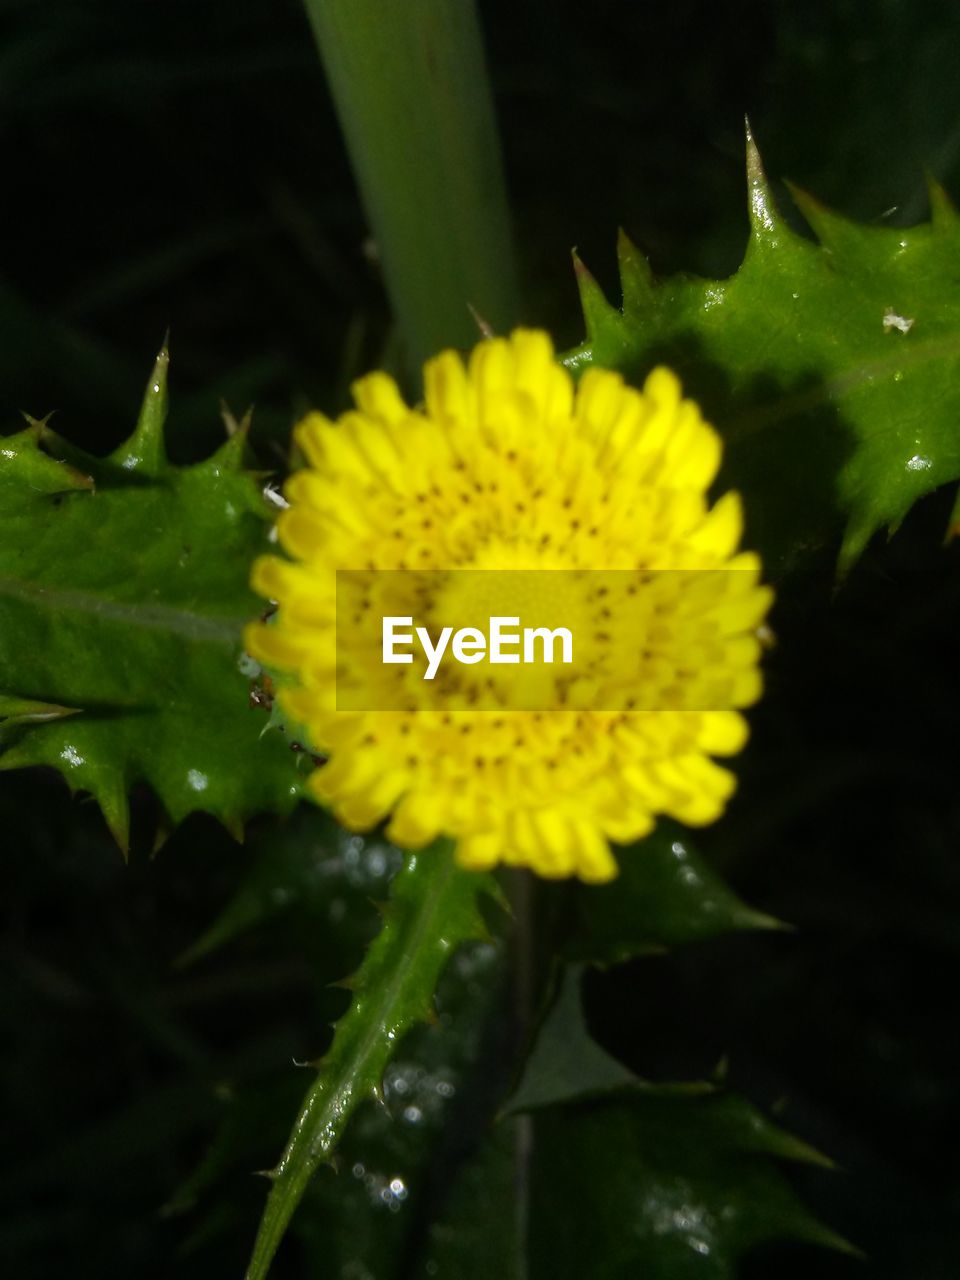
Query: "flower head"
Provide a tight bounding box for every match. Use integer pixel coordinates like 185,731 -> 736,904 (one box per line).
245,330 -> 771,882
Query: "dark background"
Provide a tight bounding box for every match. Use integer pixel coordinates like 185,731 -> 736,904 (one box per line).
2,1 -> 959,1276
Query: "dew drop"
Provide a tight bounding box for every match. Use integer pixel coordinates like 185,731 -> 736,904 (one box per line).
906,454 -> 932,472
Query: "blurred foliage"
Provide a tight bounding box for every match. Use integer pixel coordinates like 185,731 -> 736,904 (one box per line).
2,0 -> 960,1277
558,821 -> 784,966
426,967 -> 850,1280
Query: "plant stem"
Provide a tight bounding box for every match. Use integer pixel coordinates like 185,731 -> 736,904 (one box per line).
303,0 -> 517,379
245,842 -> 491,1279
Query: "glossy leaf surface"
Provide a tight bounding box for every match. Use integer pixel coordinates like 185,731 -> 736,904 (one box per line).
563,821 -> 783,965
0,350 -> 301,847
568,135 -> 960,570
424,965 -> 847,1280
245,840 -> 498,1280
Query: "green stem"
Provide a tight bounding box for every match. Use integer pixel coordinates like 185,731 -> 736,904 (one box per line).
245,841 -> 492,1280
303,0 -> 518,377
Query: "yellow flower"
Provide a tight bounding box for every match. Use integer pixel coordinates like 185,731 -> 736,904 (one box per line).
245,330 -> 772,882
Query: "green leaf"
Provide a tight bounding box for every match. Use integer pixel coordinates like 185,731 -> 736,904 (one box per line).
288,926 -> 507,1279
567,129 -> 960,570
523,1089 -> 851,1280
244,840 -> 499,1280
175,809 -> 406,968
423,965 -> 849,1280
505,965 -> 636,1114
0,347 -> 301,848
168,822 -> 506,1277
563,822 -> 785,965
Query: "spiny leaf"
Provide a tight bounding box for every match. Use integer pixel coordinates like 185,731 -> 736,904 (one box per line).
504,965 -> 637,1114
562,821 -> 785,965
423,965 -> 849,1279
244,840 -> 498,1280
176,813 -> 403,968
166,818 -> 505,1265
567,128 -> 960,571
0,418 -> 93,512
0,346 -> 302,849
523,1090 -> 853,1279
108,342 -> 168,475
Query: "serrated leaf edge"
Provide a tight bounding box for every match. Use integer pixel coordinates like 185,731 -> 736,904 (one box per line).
244,841 -> 498,1280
